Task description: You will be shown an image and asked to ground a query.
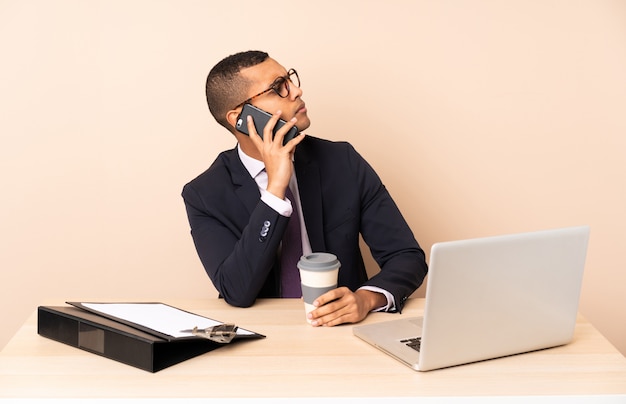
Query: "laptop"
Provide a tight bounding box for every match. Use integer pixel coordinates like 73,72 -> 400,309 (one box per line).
353,225 -> 590,371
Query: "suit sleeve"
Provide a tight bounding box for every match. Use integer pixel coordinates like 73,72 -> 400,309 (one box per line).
348,144 -> 428,312
182,180 -> 288,307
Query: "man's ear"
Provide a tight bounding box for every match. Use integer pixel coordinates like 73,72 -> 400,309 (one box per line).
226,109 -> 241,132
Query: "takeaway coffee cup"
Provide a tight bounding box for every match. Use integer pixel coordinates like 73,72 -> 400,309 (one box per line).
297,252 -> 341,323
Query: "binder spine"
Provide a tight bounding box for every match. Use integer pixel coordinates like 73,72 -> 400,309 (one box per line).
37,307 -> 156,372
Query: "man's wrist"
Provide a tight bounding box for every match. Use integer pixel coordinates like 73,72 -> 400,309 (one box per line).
357,286 -> 396,312
355,289 -> 387,312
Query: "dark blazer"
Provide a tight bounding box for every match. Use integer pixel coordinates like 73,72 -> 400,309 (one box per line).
182,136 -> 428,312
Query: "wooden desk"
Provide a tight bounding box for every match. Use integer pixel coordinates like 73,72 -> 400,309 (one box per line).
1,298 -> 625,400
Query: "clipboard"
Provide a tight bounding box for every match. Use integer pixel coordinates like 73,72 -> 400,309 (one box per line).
66,301 -> 263,342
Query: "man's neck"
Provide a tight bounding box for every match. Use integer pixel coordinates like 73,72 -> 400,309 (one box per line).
235,134 -> 263,161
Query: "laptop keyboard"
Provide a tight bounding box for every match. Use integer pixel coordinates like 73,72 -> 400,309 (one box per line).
401,337 -> 422,352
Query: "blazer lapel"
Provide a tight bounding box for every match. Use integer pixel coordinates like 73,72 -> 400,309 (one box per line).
295,146 -> 326,252
224,148 -> 261,216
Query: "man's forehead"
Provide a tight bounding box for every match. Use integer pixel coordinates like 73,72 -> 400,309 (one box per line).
239,58 -> 287,86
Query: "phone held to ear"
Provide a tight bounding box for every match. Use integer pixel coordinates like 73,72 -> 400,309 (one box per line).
236,103 -> 300,145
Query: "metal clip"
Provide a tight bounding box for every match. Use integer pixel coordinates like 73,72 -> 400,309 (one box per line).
181,324 -> 238,343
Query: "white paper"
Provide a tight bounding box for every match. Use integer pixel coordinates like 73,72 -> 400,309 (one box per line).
81,303 -> 253,338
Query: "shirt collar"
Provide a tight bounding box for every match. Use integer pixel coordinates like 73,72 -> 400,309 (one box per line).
237,144 -> 265,179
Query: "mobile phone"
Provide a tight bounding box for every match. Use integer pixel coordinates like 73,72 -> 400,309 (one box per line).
236,103 -> 299,145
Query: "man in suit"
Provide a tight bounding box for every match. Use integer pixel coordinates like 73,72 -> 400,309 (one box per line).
182,50 -> 428,326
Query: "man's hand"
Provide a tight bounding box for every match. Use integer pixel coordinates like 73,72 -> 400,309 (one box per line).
307,287 -> 387,327
246,109 -> 305,199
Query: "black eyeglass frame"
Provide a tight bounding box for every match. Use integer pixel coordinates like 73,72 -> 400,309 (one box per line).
232,68 -> 300,110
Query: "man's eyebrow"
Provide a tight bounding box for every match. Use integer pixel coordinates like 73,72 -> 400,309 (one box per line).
266,73 -> 287,87
269,76 -> 284,85
275,72 -> 288,80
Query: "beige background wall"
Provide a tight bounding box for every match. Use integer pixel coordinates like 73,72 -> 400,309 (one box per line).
1,1 -> 624,355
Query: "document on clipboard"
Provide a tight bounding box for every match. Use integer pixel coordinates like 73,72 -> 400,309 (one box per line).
66,302 -> 262,341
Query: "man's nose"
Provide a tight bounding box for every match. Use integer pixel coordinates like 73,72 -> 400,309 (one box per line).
290,83 -> 303,100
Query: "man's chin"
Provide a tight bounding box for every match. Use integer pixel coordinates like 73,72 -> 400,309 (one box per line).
296,117 -> 311,132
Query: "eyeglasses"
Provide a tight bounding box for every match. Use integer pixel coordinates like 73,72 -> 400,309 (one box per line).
233,68 -> 300,110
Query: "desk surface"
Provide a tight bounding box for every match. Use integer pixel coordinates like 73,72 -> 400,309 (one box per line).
1,298 -> 625,399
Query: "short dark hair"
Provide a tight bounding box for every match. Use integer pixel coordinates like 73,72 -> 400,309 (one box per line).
205,50 -> 269,130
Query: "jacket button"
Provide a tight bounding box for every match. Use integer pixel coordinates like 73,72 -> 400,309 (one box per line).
259,221 -> 271,242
